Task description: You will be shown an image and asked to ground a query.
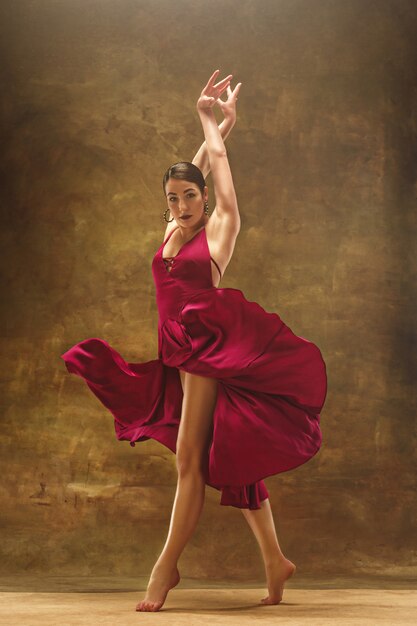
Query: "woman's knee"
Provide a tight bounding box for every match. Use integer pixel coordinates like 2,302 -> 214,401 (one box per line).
176,439 -> 210,477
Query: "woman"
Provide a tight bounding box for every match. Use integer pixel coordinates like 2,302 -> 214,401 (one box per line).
61,70 -> 327,612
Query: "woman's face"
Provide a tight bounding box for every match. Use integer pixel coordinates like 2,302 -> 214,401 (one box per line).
165,178 -> 207,226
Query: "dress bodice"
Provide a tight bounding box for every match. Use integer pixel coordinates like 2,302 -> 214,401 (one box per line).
152,226 -> 216,358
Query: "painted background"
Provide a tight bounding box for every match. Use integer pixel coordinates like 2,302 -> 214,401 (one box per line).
1,0 -> 416,582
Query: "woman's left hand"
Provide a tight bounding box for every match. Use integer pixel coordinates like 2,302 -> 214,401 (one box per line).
216,82 -> 242,121
196,69 -> 233,112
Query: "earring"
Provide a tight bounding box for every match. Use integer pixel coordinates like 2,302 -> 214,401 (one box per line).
204,201 -> 209,215
163,207 -> 174,223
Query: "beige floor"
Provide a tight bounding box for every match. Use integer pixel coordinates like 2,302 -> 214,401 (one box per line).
1,577 -> 416,625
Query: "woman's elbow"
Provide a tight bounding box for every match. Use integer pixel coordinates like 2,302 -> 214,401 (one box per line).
211,149 -> 228,159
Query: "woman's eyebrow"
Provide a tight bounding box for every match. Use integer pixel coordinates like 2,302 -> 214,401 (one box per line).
167,188 -> 195,196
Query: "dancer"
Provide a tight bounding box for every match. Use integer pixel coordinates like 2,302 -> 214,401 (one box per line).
61,70 -> 327,612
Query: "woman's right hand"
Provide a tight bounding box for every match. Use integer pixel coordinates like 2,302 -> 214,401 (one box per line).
196,69 -> 233,112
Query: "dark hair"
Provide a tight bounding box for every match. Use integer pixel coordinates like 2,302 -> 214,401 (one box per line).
162,161 -> 206,196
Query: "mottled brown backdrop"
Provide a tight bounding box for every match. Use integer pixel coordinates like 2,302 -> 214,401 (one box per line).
1,0 -> 416,583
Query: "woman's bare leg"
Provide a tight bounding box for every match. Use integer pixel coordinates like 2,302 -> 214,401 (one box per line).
136,369 -> 217,612
240,498 -> 296,604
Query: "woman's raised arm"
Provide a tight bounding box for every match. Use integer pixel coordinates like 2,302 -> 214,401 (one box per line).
192,84 -> 238,179
191,117 -> 235,180
196,70 -> 242,225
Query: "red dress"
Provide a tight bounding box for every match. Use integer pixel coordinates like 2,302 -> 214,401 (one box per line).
60,225 -> 327,509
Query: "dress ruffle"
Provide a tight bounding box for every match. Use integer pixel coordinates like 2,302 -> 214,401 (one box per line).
61,287 -> 327,510
161,287 -> 326,413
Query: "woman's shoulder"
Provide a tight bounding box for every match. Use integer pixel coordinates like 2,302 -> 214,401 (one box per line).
162,221 -> 180,243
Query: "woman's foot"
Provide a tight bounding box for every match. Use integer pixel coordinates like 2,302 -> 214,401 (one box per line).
260,555 -> 296,605
135,561 -> 181,612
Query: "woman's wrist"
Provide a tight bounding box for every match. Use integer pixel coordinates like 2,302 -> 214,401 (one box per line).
219,117 -> 235,143
196,106 -> 215,119
221,115 -> 236,129
197,105 -> 236,127
198,108 -> 227,154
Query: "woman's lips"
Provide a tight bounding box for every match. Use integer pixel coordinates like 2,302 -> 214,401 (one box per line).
180,215 -> 191,220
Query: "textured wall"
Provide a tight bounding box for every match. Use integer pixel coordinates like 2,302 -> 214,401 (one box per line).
1,0 -> 416,581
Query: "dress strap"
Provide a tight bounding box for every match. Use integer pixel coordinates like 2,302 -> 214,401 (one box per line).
210,256 -> 222,279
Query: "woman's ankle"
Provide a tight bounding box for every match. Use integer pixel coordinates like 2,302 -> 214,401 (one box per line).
264,547 -> 287,566
154,552 -> 179,571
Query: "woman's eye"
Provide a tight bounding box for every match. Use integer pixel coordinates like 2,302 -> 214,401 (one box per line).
169,194 -> 195,201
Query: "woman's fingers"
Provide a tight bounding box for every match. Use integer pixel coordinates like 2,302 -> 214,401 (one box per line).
221,83 -> 241,104
213,76 -> 233,93
210,77 -> 232,101
203,69 -> 221,91
203,70 -> 233,94
213,73 -> 233,88
209,69 -> 220,82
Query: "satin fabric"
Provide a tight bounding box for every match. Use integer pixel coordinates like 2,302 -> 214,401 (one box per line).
60,225 -> 327,509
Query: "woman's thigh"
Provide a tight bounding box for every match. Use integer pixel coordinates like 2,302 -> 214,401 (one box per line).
177,369 -> 218,460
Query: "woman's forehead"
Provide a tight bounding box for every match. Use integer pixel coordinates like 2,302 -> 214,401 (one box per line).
166,179 -> 198,192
